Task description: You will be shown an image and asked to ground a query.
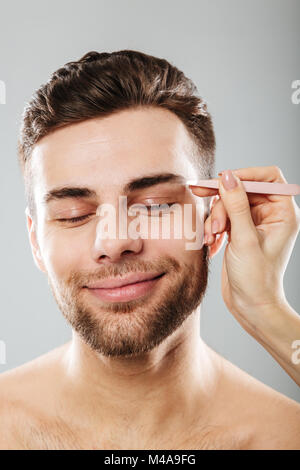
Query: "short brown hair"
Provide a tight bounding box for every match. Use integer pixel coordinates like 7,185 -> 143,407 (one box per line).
17,50 -> 216,218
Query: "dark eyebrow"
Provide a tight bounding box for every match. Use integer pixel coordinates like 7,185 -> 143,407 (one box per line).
43,173 -> 186,205
123,173 -> 186,192
43,187 -> 97,204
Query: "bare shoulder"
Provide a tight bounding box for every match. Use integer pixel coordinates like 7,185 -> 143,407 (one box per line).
0,341 -> 69,394
0,342 -> 70,449
210,347 -> 300,449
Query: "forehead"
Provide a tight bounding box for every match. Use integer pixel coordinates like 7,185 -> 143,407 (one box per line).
30,107 -> 197,197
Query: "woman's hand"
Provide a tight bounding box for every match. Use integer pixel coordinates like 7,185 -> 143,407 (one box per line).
189,166 -> 300,330
189,165 -> 300,386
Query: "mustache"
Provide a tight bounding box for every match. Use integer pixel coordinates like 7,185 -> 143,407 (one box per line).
63,256 -> 182,289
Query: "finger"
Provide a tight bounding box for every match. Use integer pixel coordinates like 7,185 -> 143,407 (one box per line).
218,165 -> 288,184
219,166 -> 291,204
189,175 -> 286,204
204,198 -> 231,246
190,166 -> 291,205
248,204 -> 270,227
190,183 -> 285,207
251,199 -> 300,228
246,193 -> 272,206
189,186 -> 218,197
218,170 -> 258,248
209,197 -> 228,235
210,194 -> 221,214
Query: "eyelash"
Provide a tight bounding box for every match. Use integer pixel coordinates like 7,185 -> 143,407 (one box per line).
58,202 -> 178,224
147,203 -> 176,210
58,214 -> 92,223
130,203 -> 177,215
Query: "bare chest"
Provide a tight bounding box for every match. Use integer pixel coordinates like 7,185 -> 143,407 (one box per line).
7,420 -> 254,450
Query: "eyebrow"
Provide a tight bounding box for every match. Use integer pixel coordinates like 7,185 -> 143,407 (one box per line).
124,173 -> 185,192
43,173 -> 186,205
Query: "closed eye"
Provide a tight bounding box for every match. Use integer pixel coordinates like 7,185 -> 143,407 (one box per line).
57,214 -> 93,223
57,202 -> 179,223
129,202 -> 178,215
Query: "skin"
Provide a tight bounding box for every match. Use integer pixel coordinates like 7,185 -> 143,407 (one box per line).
0,107 -> 300,450
191,166 -> 300,387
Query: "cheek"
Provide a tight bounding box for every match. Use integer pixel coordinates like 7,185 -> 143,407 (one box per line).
153,203 -> 205,252
39,227 -> 89,279
143,232 -> 203,267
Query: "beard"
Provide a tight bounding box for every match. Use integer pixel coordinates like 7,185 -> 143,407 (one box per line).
47,246 -> 210,357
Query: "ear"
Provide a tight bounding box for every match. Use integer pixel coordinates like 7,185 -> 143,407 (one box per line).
208,231 -> 226,259
207,195 -> 227,259
25,207 -> 47,273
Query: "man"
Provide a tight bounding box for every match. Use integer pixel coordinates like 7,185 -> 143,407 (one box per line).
1,50 -> 300,450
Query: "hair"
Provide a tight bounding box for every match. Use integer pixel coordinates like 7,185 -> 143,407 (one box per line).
17,49 -> 216,221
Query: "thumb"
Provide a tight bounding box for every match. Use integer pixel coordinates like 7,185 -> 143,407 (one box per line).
218,169 -> 258,247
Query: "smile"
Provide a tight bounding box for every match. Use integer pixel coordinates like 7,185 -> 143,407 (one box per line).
84,273 -> 166,302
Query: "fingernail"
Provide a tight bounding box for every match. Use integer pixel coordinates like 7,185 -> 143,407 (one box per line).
221,169 -> 237,191
212,220 -> 219,234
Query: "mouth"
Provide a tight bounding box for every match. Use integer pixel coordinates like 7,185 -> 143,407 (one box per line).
83,272 -> 166,303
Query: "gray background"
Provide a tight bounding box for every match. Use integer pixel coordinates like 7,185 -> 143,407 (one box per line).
0,0 -> 299,401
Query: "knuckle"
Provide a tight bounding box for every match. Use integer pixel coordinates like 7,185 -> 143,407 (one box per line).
271,165 -> 286,181
271,165 -> 281,175
272,165 -> 281,173
289,202 -> 300,228
295,204 -> 300,222
290,214 -> 300,232
230,199 -> 249,216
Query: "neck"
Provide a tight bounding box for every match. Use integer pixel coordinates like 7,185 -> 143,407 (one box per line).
60,307 -> 220,437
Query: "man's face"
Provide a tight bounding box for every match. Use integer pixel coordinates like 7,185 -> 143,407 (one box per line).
28,107 -> 210,357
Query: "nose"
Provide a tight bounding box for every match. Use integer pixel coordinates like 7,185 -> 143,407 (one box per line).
92,235 -> 143,263
91,204 -> 143,263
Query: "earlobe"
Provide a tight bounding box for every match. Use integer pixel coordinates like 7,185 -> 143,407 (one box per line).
208,231 -> 226,259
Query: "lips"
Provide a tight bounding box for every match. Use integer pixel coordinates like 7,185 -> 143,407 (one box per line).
84,272 -> 166,303
85,272 -> 165,289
